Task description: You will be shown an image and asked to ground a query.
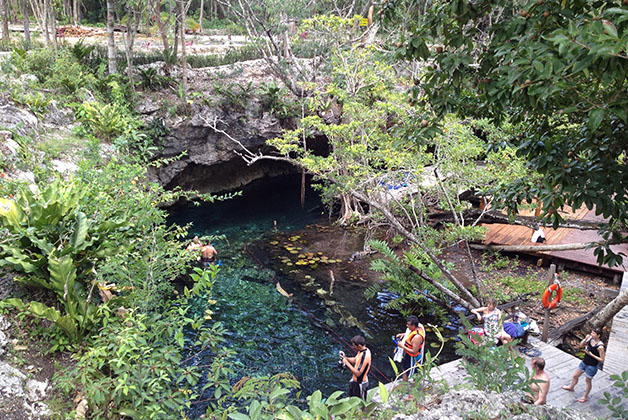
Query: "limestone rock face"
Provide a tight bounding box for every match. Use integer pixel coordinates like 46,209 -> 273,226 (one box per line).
148,102 -> 292,194
0,316 -> 50,419
0,95 -> 38,135
389,389 -> 590,420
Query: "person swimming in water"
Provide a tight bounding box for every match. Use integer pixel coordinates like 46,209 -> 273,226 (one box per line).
200,243 -> 218,268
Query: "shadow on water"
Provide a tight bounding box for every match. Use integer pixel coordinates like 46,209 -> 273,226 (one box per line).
167,175 -> 461,417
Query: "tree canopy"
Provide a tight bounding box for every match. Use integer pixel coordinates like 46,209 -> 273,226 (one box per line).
399,0 -> 628,265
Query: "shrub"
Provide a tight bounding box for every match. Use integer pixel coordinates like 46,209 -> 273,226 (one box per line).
57,269 -> 236,420
455,320 -> 533,395
74,101 -> 139,141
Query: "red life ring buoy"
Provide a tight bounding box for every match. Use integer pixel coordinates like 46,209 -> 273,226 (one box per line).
542,283 -> 562,309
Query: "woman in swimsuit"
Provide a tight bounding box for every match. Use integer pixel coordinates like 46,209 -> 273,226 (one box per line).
471,298 -> 511,345
561,327 -> 605,403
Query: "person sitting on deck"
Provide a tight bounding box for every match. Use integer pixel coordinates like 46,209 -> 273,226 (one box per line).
471,298 -> 512,346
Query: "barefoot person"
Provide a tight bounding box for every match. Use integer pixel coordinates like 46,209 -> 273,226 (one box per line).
470,298 -> 512,346
561,327 -> 605,403
528,357 -> 550,405
200,243 -> 218,268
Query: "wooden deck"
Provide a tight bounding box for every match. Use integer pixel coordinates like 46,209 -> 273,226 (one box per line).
603,272 -> 628,375
480,205 -> 628,275
427,338 -> 623,419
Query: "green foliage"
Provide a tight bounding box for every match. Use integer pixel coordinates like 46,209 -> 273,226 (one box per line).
227,386 -> 381,420
214,81 -> 254,110
74,101 -> 140,141
137,66 -> 175,91
68,39 -> 96,63
259,81 -> 298,119
404,0 -> 628,266
58,268 -> 235,420
11,47 -> 56,82
10,91 -> 51,117
455,322 -> 532,394
599,370 -> 628,419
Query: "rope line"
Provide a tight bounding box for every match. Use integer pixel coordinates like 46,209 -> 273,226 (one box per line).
243,245 -> 391,384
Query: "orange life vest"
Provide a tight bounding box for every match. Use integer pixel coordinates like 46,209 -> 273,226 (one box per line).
403,325 -> 426,357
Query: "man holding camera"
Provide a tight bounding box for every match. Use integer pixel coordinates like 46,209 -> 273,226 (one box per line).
340,335 -> 371,399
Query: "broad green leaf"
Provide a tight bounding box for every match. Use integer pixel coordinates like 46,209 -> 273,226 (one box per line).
588,108 -> 605,133
228,413 -> 251,420
269,387 -> 290,402
378,381 -> 389,403
0,198 -> 24,228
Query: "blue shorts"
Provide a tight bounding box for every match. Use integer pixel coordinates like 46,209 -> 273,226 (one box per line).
578,361 -> 598,379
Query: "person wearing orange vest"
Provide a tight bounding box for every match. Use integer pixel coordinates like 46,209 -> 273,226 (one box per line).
395,315 -> 425,381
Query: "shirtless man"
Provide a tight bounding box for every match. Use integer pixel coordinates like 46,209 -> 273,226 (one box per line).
186,236 -> 202,253
528,357 -> 550,405
200,243 -> 218,268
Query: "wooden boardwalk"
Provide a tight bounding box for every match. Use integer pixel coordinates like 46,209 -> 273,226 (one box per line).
480,205 -> 628,275
428,338 -> 623,419
603,272 -> 628,375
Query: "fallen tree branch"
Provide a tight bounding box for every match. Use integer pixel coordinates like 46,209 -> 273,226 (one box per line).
469,241 -> 604,253
547,305 -> 604,345
430,209 -> 611,231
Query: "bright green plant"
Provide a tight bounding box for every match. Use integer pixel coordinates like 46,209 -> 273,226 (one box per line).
74,101 -> 139,141
137,66 -> 175,91
10,91 -> 51,118
259,81 -> 298,119
58,268 -> 235,420
214,81 -> 254,110
455,320 -> 533,394
599,370 -> 628,419
0,180 -> 124,340
68,39 -> 96,63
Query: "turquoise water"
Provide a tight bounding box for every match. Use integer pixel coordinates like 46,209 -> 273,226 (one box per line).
167,176 -> 460,415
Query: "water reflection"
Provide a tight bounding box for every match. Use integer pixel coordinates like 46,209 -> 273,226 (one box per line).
167,176 -> 461,416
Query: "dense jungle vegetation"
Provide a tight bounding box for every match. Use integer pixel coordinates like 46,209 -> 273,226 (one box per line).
0,0 -> 627,418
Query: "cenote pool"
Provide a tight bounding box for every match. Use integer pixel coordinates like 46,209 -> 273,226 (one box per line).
167,175 -> 461,416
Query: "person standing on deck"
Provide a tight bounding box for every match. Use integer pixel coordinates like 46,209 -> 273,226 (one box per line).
561,327 -> 605,403
395,315 -> 425,381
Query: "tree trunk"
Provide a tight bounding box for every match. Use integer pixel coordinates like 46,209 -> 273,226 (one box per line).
106,0 -> 116,74
22,0 -> 30,46
42,0 -> 50,45
150,0 -> 169,54
172,0 -> 179,57
198,0 -> 203,34
179,0 -> 187,100
72,0 -> 79,25
122,6 -> 139,91
585,288 -> 628,330
49,0 -> 57,49
1,0 -> 9,43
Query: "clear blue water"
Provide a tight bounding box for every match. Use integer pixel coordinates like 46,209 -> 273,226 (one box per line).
167,176 -> 460,416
